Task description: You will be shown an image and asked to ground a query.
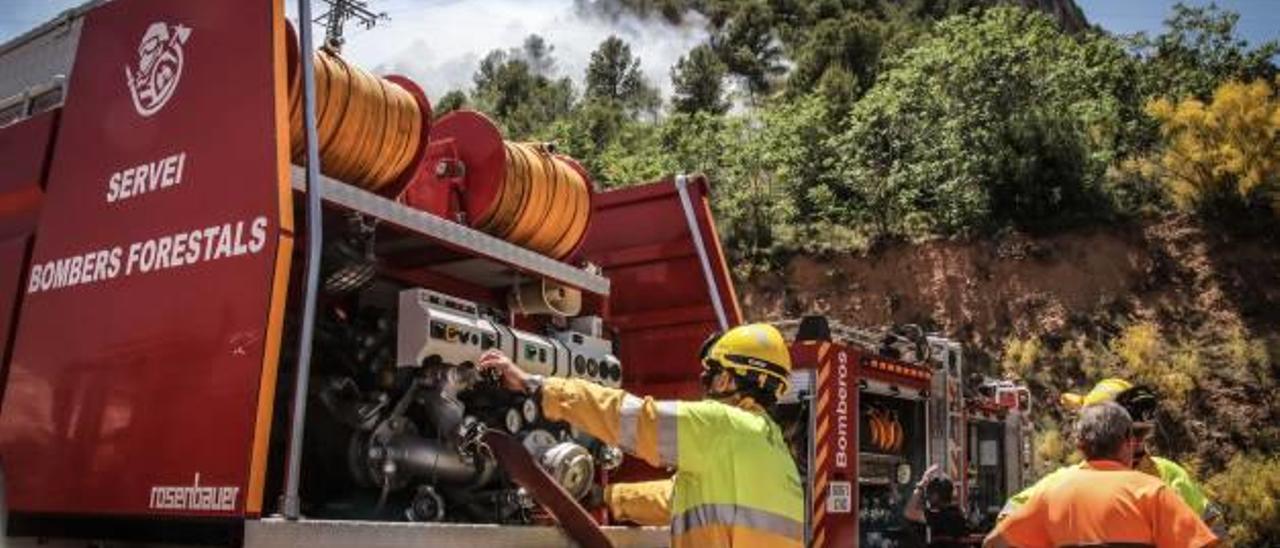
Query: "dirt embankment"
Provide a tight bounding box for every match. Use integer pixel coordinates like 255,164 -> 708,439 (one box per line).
745,229 -> 1148,345
741,215 -> 1280,468
744,216 -> 1279,349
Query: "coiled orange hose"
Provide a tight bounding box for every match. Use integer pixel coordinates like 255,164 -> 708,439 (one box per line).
288,48 -> 423,191
473,142 -> 591,259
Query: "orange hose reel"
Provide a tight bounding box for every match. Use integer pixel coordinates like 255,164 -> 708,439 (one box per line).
287,46 -> 431,192
402,111 -> 593,260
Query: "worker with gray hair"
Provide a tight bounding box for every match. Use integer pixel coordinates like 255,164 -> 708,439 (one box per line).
985,402 -> 1217,547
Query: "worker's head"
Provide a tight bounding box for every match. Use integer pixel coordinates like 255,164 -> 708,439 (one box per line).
1062,378 -> 1159,465
1075,402 -> 1137,464
699,323 -> 793,408
924,476 -> 955,508
1114,385 -> 1158,462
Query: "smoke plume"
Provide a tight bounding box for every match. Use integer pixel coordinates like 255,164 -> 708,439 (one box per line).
317,0 -> 708,101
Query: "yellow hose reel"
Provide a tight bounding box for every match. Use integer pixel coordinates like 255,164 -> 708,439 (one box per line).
402,111 -> 594,260
287,47 -> 431,192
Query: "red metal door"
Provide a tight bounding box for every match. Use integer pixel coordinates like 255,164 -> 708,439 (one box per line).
0,111 -> 59,409
577,175 -> 741,401
0,0 -> 293,517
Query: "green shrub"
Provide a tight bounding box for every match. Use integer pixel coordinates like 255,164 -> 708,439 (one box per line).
1001,335 -> 1042,380
834,7 -> 1133,240
1205,453 -> 1280,546
1032,421 -> 1080,477
1143,78 -> 1280,218
1107,322 -> 1200,404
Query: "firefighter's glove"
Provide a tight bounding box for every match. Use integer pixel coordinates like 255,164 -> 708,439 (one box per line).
478,350 -> 532,394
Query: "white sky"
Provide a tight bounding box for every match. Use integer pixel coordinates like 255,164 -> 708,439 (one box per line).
11,0 -> 1274,102
1,0 -> 708,101
297,0 -> 708,100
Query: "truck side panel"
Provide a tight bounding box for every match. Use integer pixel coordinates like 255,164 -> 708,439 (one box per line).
577,176 -> 741,401
0,110 -> 58,408
0,0 -> 291,518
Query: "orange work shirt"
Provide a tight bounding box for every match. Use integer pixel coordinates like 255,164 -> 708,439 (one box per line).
990,460 -> 1217,547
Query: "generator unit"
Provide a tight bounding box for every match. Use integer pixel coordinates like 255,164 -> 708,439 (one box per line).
396,288 -> 621,387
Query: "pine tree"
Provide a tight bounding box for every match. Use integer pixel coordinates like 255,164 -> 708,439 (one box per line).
671,44 -> 729,115
709,2 -> 785,99
471,35 -> 575,138
434,90 -> 468,118
585,36 -> 661,115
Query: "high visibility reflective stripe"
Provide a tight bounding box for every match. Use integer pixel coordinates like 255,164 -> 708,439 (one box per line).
999,499 -> 1021,517
619,394 -> 643,452
671,503 -> 803,539
656,401 -> 679,467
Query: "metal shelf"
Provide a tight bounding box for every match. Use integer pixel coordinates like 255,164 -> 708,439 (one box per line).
246,518 -> 668,547
860,452 -> 905,463
290,165 -> 610,296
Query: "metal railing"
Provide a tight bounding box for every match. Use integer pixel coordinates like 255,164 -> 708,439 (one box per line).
0,78 -> 64,128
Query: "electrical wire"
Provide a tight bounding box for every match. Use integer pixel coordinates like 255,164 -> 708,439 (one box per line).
472,142 -> 590,259
289,47 -> 423,191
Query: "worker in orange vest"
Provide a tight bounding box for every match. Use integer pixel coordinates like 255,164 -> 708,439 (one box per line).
999,379 -> 1225,536
985,402 -> 1217,547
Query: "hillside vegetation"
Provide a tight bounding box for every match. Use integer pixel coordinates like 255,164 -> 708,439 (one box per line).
432,1 -> 1280,542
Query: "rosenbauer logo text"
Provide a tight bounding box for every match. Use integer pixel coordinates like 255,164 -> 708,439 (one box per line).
149,473 -> 239,512
126,22 -> 191,117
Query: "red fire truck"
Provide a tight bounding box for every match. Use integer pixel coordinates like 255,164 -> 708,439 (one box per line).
0,1 -> 1032,545
778,319 -> 1033,547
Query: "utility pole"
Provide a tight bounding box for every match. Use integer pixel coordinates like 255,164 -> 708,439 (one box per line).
314,0 -> 386,52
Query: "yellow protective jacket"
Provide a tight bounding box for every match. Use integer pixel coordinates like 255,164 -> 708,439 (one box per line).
541,377 -> 804,547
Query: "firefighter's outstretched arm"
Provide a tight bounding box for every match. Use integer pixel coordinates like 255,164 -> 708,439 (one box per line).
904,464 -> 942,524
477,350 -> 685,470
605,479 -> 674,526
481,348 -> 678,525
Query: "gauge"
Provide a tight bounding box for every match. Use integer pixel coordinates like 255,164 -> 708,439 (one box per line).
522,397 -> 539,425
522,429 -> 557,456
505,408 -> 523,434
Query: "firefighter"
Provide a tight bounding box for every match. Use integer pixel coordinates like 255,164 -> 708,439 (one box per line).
998,378 -> 1225,536
904,465 -> 968,547
478,323 -> 804,547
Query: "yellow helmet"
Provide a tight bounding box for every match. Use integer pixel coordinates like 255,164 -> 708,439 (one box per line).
1060,378 -> 1133,410
1061,378 -> 1159,423
701,323 -> 793,396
